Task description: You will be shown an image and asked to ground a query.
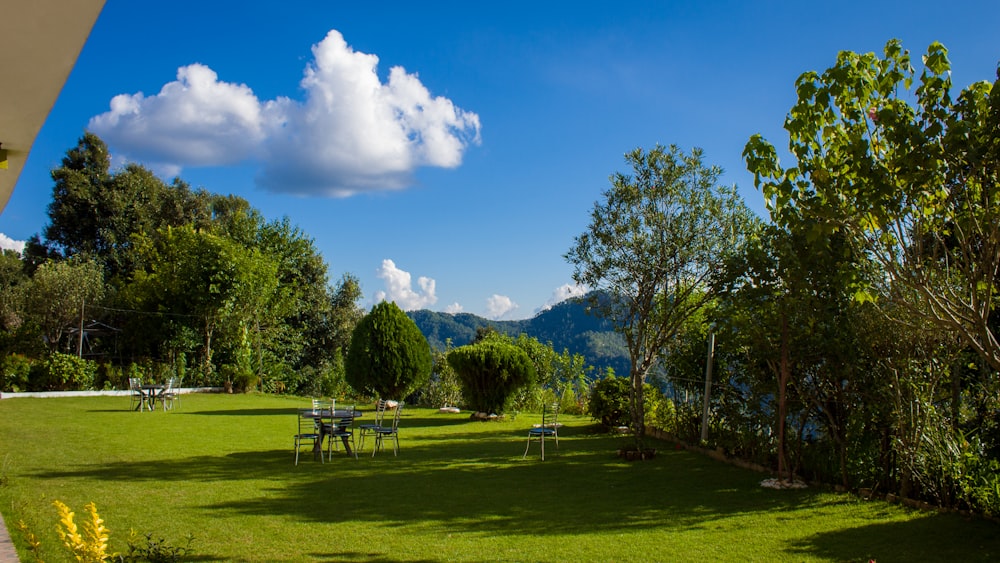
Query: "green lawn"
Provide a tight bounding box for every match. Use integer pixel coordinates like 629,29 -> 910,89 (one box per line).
1,393 -> 997,562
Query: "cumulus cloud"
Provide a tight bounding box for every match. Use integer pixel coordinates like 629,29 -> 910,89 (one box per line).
0,233 -> 25,253
485,294 -> 518,320
373,259 -> 437,311
89,30 -> 481,196
537,282 -> 588,313
444,302 -> 463,314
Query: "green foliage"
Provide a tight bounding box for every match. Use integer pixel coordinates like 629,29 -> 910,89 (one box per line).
588,375 -> 676,432
346,301 -> 433,400
31,352 -> 97,391
22,258 -> 106,353
0,353 -> 31,392
588,376 -> 631,427
119,532 -> 195,563
744,38 -> 1000,372
420,342 -> 463,408
447,339 -> 536,414
566,144 -> 758,439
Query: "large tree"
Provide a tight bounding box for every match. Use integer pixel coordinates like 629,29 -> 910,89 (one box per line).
40,132 -> 212,281
566,145 -> 757,442
744,40 -> 1000,371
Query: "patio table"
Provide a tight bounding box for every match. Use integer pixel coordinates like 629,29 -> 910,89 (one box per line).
299,408 -> 362,457
138,384 -> 165,411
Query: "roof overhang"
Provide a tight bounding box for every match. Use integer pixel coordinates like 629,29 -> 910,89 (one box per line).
0,0 -> 106,213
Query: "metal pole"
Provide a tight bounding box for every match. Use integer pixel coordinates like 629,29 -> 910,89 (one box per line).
77,298 -> 85,357
700,332 -> 715,443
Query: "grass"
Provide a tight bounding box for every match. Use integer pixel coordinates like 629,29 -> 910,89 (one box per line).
1,393 -> 998,562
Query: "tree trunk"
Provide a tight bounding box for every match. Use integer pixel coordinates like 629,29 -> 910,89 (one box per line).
777,314 -> 789,480
630,365 -> 646,443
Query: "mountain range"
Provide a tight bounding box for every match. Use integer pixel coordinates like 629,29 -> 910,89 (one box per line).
406,295 -> 630,377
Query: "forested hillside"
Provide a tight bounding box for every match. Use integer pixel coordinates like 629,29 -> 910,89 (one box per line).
407,294 -> 629,377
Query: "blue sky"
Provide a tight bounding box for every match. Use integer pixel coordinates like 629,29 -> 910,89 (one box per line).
2,1 -> 999,319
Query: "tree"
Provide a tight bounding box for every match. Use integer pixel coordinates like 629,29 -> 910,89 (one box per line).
447,339 -> 535,414
123,226 -> 280,384
566,144 -> 757,442
345,301 -> 432,400
744,39 -> 1000,372
22,259 -> 106,353
42,133 -> 213,282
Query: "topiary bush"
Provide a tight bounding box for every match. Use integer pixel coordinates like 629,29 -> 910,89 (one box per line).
346,301 -> 432,400
447,339 -> 535,415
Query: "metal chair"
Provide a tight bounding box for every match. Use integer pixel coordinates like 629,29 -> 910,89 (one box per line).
294,411 -> 324,465
128,377 -> 143,411
160,377 -> 178,411
357,399 -> 388,453
372,402 -> 404,457
325,405 -> 357,459
523,402 -> 559,460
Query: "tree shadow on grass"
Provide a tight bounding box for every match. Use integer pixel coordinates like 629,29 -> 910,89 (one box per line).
783,512 -> 1000,562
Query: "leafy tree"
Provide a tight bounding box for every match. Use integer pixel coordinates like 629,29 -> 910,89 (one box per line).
447,339 -> 535,414
566,144 -> 757,442
22,259 -> 106,353
745,39 -> 1000,372
123,226 -> 280,384
345,301 -> 432,400
0,250 -> 28,331
41,133 -> 212,281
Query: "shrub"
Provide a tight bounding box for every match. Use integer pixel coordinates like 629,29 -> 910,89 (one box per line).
32,353 -> 97,391
420,347 -> 463,408
588,376 -> 631,427
447,340 -> 535,414
346,301 -> 432,400
0,353 -> 32,392
588,375 -> 670,429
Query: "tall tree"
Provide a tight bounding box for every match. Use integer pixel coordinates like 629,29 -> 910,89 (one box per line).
566,145 -> 757,442
123,226 -> 279,383
745,40 -> 1000,371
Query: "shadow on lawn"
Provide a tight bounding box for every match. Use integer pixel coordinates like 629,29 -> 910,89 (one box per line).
785,513 -> 1000,562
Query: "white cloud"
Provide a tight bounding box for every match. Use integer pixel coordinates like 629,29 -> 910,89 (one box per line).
373,259 -> 437,311
90,64 -> 269,168
444,302 -> 463,314
0,233 -> 25,253
537,282 -> 588,313
485,294 -> 518,320
89,30 -> 481,196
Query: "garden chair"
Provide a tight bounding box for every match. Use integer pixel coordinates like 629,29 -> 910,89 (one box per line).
128,377 -> 143,411
523,402 -> 559,460
294,410 -> 324,465
325,405 -> 357,459
160,377 -> 179,411
357,398 -> 388,453
372,402 -> 404,457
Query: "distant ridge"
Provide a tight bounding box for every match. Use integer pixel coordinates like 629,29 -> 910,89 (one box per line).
407,294 -> 629,377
